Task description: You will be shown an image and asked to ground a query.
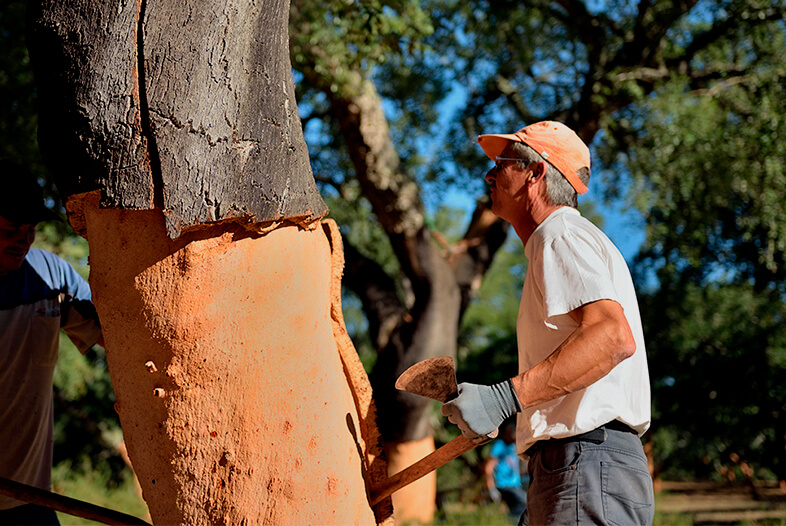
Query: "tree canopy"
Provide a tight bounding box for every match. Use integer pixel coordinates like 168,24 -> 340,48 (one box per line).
288,0 -> 786,483
605,25 -> 786,480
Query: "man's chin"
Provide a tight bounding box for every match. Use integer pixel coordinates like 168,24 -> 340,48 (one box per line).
0,253 -> 27,274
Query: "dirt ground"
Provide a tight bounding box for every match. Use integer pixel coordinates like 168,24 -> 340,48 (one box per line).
657,481 -> 786,525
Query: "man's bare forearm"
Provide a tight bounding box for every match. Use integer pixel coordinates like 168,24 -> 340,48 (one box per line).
511,299 -> 636,409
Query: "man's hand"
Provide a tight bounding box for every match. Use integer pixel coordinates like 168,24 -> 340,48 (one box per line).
488,486 -> 502,503
441,380 -> 522,438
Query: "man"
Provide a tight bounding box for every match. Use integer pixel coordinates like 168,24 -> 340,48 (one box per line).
442,122 -> 653,525
0,161 -> 103,525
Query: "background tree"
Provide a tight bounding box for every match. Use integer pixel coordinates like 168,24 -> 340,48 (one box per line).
289,1 -> 509,518
289,0 -> 786,512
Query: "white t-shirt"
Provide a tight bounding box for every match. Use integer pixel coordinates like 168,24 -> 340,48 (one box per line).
516,207 -> 650,456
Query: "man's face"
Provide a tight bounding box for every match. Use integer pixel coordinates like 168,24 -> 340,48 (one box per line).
0,215 -> 36,275
484,157 -> 534,223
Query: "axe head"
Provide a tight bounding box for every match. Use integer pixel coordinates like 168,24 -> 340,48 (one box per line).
395,356 -> 458,402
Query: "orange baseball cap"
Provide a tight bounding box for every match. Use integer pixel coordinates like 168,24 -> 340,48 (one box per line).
478,121 -> 590,195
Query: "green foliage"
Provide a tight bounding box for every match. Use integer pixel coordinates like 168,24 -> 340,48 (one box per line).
291,0 -> 433,95
0,0 -> 60,209
33,222 -> 91,278
0,1 -> 40,169
594,15 -> 786,480
324,193 -> 398,370
326,193 -> 401,278
52,338 -> 125,484
607,70 -> 786,285
458,235 -> 523,383
643,279 -> 786,481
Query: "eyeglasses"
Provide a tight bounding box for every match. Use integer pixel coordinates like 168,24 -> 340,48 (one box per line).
492,156 -> 531,172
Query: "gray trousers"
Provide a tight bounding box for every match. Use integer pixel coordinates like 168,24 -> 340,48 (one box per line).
522,425 -> 654,526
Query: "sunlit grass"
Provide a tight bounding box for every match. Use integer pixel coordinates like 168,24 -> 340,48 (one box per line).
430,502 -> 696,526
51,464 -> 149,526
43,467 -> 786,526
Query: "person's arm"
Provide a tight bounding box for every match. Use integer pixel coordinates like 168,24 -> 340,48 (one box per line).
511,298 -> 635,408
483,456 -> 498,490
53,255 -> 103,352
482,451 -> 501,502
442,299 -> 635,437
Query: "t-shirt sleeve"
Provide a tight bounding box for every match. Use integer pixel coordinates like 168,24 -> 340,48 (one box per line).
540,230 -> 620,321
28,249 -> 93,302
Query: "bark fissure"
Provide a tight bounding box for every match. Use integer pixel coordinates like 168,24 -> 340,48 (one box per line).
136,0 -> 164,209
151,109 -> 239,147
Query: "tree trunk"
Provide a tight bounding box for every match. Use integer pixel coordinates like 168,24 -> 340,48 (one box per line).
27,1 -> 390,524
326,74 -> 509,523
27,0 -> 327,237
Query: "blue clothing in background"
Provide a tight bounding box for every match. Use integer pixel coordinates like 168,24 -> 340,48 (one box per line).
489,438 -> 528,524
491,439 -> 524,489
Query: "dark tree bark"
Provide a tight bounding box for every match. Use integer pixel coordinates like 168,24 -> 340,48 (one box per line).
27,0 -> 327,238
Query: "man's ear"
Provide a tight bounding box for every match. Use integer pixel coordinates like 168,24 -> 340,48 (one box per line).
533,161 -> 548,178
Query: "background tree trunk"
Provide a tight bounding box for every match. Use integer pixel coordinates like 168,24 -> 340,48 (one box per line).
27,1 -> 390,524
322,73 -> 509,522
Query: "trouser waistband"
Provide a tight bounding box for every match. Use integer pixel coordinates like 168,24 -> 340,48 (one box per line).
525,420 -> 637,458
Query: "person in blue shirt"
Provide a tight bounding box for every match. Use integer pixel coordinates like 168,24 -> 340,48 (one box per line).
483,419 -> 528,523
0,161 -> 103,525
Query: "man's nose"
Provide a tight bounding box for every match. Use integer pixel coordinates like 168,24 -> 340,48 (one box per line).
484,169 -> 495,184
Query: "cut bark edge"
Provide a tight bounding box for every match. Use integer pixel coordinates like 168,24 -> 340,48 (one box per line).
65,190 -> 327,240
323,219 -> 395,525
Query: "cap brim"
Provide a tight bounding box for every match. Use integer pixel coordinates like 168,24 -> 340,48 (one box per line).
477,133 -> 523,160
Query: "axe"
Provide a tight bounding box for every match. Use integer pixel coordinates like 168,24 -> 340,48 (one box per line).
369,356 -> 495,506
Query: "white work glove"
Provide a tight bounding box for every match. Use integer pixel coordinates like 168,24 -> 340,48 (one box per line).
441,380 -> 522,439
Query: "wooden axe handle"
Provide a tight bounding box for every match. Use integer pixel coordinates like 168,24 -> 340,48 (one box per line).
0,476 -> 150,526
369,434 -> 488,506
